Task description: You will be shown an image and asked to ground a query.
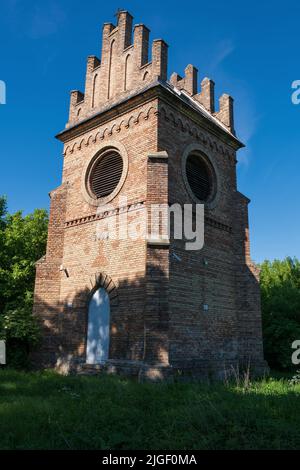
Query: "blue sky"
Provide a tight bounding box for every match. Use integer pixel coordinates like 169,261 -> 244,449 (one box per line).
0,0 -> 299,262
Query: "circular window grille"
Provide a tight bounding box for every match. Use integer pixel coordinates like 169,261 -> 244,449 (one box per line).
89,150 -> 124,199
186,153 -> 214,202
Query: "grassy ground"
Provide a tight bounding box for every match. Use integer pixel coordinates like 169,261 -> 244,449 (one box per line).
0,369 -> 299,450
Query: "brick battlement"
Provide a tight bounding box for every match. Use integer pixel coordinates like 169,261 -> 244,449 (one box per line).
67,10 -> 235,135
68,11 -> 168,127
33,10 -> 266,379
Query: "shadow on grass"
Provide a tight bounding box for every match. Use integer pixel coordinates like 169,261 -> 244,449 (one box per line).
0,369 -> 299,450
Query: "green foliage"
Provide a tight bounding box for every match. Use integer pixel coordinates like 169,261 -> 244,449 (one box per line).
289,371 -> 300,385
0,370 -> 299,450
0,196 -> 48,367
260,257 -> 300,370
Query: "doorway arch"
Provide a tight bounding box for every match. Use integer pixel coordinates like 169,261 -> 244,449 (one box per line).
86,287 -> 110,364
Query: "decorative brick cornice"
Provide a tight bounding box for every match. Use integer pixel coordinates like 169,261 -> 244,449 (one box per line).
63,103 -> 158,156
57,83 -> 160,145
64,201 -> 232,234
158,103 -> 236,162
205,216 -> 232,233
59,83 -> 241,158
65,201 -> 145,228
62,98 -> 235,164
147,151 -> 168,161
147,238 -> 170,247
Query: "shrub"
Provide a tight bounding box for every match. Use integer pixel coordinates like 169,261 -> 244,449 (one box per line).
260,257 -> 300,370
0,196 -> 48,368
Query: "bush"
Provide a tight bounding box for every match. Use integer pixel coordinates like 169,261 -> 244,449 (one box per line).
0,196 -> 48,368
0,293 -> 40,368
260,257 -> 300,370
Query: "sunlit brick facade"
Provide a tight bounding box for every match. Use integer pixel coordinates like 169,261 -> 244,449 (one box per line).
33,11 -> 267,379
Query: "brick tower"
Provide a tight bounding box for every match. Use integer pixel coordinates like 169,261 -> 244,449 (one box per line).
33,11 -> 266,379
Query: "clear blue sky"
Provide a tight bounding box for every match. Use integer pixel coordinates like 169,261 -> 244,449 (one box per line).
0,0 -> 299,262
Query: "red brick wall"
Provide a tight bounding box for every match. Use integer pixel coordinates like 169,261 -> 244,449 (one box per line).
32,10 -> 266,378
156,100 -> 265,375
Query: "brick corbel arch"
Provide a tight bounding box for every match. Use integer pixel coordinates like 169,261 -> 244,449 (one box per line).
87,271 -> 119,306
78,271 -> 119,365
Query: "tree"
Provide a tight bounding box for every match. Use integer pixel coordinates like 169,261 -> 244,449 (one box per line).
0,196 -> 48,367
260,257 -> 300,370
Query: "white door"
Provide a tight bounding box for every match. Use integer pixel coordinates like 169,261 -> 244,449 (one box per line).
86,287 -> 110,364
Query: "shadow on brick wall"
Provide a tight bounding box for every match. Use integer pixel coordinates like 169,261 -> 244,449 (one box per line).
31,263 -> 169,375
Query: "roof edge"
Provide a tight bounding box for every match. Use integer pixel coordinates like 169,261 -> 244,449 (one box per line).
56,80 -> 244,150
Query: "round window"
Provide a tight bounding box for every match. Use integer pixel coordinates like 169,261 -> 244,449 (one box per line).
88,149 -> 124,199
185,152 -> 215,202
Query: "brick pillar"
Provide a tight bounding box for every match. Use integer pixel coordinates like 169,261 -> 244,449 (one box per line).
84,55 -> 100,108
134,24 -> 150,67
144,152 -> 170,365
152,40 -> 168,81
118,11 -> 133,50
195,77 -> 215,113
184,64 -> 198,95
69,90 -> 84,123
233,192 -> 266,373
32,183 -> 68,368
216,94 -> 235,134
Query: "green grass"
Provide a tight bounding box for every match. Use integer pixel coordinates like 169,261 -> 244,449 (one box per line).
0,369 -> 299,450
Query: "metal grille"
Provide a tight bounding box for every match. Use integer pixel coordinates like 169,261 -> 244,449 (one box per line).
186,154 -> 212,201
90,151 -> 123,198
